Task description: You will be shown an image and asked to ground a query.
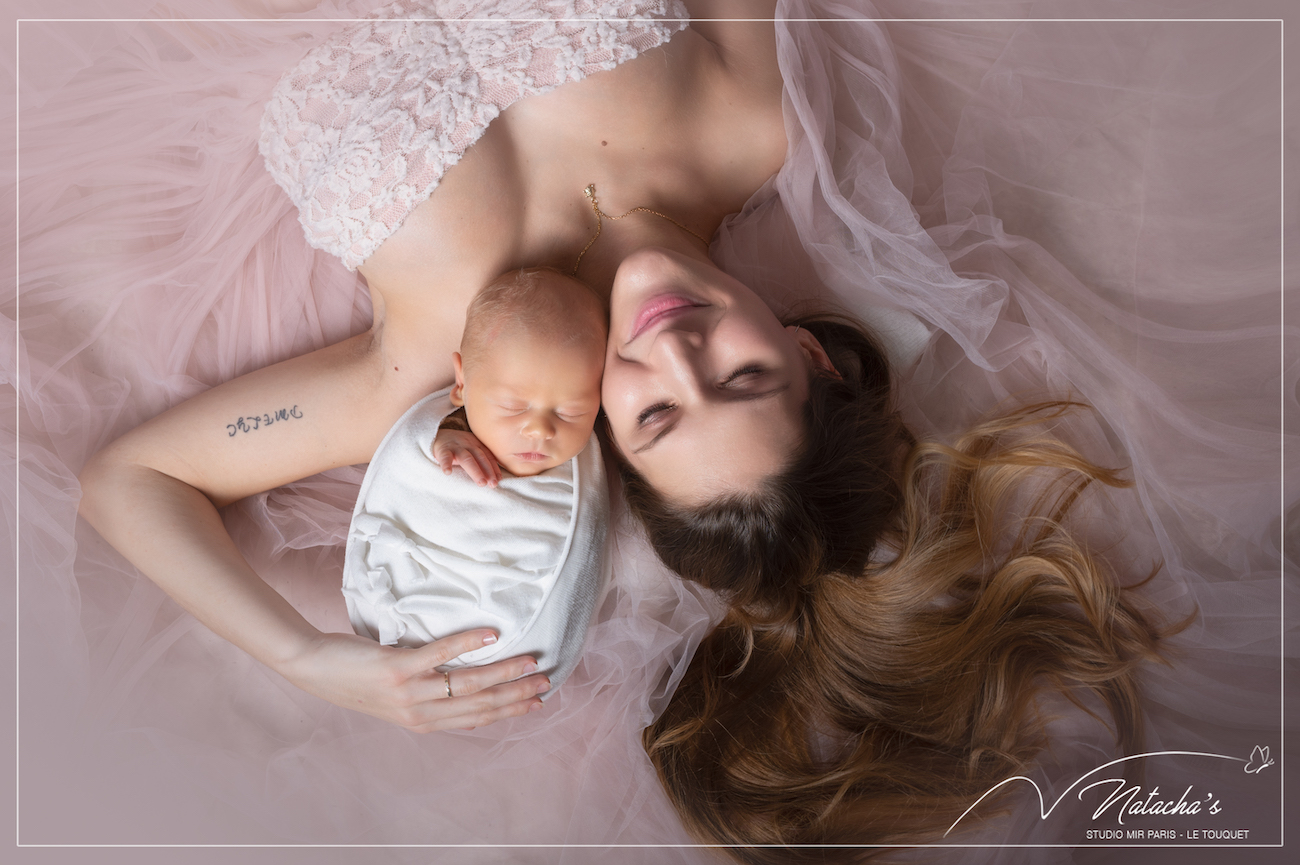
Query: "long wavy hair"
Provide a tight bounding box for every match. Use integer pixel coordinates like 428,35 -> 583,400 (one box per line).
609,315 -> 1180,860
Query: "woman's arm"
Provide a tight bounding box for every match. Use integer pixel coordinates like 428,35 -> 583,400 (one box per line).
78,327 -> 550,731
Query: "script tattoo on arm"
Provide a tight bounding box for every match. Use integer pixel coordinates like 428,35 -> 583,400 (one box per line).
226,405 -> 303,437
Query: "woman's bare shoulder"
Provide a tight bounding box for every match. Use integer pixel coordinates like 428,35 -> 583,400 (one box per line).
358,120 -> 526,320
683,1 -> 780,81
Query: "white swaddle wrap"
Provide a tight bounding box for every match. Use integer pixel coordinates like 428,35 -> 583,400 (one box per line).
342,387 -> 608,697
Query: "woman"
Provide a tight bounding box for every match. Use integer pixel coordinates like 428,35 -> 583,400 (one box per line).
601,252 -> 1168,854
12,0 -> 1288,859
75,0 -> 789,732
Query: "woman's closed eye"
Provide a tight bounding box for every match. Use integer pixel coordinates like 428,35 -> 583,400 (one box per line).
637,401 -> 675,426
635,366 -> 767,427
721,364 -> 766,386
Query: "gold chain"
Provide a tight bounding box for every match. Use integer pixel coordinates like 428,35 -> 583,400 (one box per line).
571,183 -> 710,276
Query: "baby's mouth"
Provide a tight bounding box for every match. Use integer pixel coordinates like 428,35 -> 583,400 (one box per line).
512,451 -> 550,462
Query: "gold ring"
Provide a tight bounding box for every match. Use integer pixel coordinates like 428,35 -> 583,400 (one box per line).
444,670 -> 453,699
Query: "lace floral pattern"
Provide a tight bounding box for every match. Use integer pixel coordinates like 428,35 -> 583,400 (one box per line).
259,0 -> 689,270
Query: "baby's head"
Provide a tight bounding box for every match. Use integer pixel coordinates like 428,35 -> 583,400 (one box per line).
452,267 -> 606,477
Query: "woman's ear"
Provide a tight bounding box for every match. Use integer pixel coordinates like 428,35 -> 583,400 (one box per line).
450,352 -> 466,406
787,325 -> 842,380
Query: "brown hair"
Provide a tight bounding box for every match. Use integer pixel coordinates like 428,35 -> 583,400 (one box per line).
613,315 -> 1179,860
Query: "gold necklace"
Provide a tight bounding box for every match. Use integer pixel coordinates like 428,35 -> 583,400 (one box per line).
571,183 -> 710,276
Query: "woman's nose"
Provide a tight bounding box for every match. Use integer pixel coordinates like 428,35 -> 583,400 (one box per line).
649,329 -> 706,390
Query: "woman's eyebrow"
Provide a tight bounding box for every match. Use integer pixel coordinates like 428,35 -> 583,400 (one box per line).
632,384 -> 790,455
633,420 -> 679,454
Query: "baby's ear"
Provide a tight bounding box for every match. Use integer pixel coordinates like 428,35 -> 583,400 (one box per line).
450,352 -> 466,406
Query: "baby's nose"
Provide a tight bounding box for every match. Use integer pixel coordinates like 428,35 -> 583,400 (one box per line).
522,415 -> 555,439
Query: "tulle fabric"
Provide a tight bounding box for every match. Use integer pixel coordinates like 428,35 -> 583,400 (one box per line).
716,2 -> 1291,860
7,0 -> 1293,862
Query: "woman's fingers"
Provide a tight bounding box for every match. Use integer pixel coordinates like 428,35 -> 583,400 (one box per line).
401,654 -> 549,707
396,629 -> 498,675
395,630 -> 550,696
387,634 -> 551,732
404,674 -> 550,733
447,658 -> 550,700
410,689 -> 545,734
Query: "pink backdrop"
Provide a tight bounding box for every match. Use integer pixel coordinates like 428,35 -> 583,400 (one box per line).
4,1 -> 1296,863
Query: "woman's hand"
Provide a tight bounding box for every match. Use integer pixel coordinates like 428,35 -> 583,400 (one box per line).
282,629 -> 550,732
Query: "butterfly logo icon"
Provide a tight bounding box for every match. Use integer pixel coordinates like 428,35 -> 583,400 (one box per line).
1244,745 -> 1273,774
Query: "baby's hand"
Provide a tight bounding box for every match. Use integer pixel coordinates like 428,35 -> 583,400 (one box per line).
432,428 -> 502,487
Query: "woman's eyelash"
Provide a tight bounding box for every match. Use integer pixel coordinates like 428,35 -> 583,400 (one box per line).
636,367 -> 765,426
722,364 -> 765,385
637,402 -> 674,425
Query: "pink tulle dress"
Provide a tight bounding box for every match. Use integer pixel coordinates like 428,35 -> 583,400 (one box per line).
8,1 -> 1293,863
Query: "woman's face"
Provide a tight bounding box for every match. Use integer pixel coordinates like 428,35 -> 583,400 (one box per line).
602,248 -> 830,505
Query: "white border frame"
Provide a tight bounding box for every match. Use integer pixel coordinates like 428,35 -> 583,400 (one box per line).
9,10 -> 1289,858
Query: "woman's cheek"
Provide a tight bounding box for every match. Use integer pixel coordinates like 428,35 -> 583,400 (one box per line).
599,393 -> 636,453
600,369 -> 630,427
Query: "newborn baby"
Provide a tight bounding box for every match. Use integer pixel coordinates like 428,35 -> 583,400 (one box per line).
342,267 -> 609,698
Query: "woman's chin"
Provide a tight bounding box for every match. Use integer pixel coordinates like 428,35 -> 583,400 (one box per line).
611,247 -> 683,293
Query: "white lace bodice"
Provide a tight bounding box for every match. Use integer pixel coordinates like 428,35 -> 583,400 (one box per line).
259,0 -> 690,270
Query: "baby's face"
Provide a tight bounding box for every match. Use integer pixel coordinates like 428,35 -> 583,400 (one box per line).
454,330 -> 604,477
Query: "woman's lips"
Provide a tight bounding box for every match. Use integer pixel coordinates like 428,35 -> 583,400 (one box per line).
628,294 -> 703,341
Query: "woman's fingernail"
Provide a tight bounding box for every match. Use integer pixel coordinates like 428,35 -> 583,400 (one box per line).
523,661 -> 538,673
536,678 -> 551,694
528,701 -> 543,712
482,633 -> 497,645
